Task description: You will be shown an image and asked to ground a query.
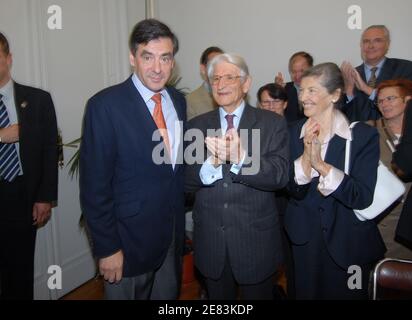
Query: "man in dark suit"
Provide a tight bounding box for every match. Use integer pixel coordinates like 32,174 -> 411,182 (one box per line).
275,51 -> 313,123
186,53 -> 289,299
341,25 -> 412,122
0,32 -> 58,300
80,19 -> 186,300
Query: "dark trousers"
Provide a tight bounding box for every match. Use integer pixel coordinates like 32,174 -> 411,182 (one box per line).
0,176 -> 37,300
204,254 -> 274,300
105,219 -> 182,300
293,222 -> 373,300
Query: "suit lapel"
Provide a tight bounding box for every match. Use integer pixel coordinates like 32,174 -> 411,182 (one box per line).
166,87 -> 185,173
207,108 -> 222,135
123,77 -> 175,173
123,77 -> 158,140
324,135 -> 346,171
238,104 -> 257,132
13,82 -> 29,125
357,64 -> 366,82
377,58 -> 393,82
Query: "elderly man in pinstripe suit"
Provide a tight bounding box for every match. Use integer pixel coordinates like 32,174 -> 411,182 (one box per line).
185,53 -> 289,300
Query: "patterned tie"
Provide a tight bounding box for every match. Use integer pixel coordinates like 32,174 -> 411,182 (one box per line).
0,94 -> 20,182
151,93 -> 171,157
367,67 -> 378,88
225,114 -> 235,132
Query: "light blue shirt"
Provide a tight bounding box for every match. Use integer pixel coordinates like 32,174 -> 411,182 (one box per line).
0,79 -> 23,175
131,73 -> 181,168
199,101 -> 246,185
346,57 -> 386,103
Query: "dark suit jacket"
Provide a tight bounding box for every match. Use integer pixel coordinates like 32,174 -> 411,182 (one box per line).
284,82 -> 305,123
393,102 -> 412,248
13,82 -> 58,207
343,58 -> 412,121
185,104 -> 289,284
285,119 -> 386,268
80,76 -> 186,277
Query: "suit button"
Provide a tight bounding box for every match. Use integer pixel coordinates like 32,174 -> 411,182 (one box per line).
224,203 -> 228,209
319,208 -> 324,213
322,228 -> 327,233
223,183 -> 228,188
221,226 -> 225,231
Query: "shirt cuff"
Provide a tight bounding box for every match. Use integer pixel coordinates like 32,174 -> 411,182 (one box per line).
346,95 -> 354,103
199,156 -> 223,185
318,166 -> 345,196
230,150 -> 246,175
369,89 -> 377,101
294,157 -> 317,185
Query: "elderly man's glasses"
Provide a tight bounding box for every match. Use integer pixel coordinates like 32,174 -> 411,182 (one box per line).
211,74 -> 243,86
375,95 -> 403,107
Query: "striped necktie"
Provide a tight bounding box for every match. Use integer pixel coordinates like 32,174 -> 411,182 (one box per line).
367,67 -> 378,88
0,94 -> 20,182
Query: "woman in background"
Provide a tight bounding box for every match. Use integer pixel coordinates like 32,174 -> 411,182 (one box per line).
257,83 -> 288,116
375,79 -> 412,260
392,99 -> 412,251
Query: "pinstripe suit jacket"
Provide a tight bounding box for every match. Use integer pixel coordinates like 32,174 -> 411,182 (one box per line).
185,104 -> 289,284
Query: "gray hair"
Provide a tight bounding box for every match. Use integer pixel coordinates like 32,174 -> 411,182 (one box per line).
302,63 -> 344,101
207,53 -> 249,80
362,25 -> 391,43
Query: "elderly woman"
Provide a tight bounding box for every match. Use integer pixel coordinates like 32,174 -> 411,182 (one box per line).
257,83 -> 288,117
185,53 -> 289,299
375,79 -> 412,259
285,63 -> 385,299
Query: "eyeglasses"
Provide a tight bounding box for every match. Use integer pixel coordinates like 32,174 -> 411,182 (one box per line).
211,74 -> 243,86
375,95 -> 403,107
260,99 -> 285,107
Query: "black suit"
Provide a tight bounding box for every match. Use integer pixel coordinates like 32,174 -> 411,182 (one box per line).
185,104 -> 289,299
393,101 -> 412,249
284,82 -> 305,123
343,58 -> 412,121
0,82 -> 58,300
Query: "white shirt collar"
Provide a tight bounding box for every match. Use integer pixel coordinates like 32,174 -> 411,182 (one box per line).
299,109 -> 352,142
131,73 -> 166,103
365,57 -> 386,71
219,100 -> 245,120
0,79 -> 14,99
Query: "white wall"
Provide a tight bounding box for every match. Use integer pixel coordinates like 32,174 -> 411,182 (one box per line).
157,0 -> 412,105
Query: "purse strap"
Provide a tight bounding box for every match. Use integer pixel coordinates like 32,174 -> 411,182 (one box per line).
344,122 -> 359,175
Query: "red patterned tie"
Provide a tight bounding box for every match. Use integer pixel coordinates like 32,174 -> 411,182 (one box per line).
151,93 -> 171,157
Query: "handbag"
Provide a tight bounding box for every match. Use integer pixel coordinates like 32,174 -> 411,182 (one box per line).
344,122 -> 406,221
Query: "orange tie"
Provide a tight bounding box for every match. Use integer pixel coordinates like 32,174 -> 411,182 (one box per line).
151,93 -> 171,157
